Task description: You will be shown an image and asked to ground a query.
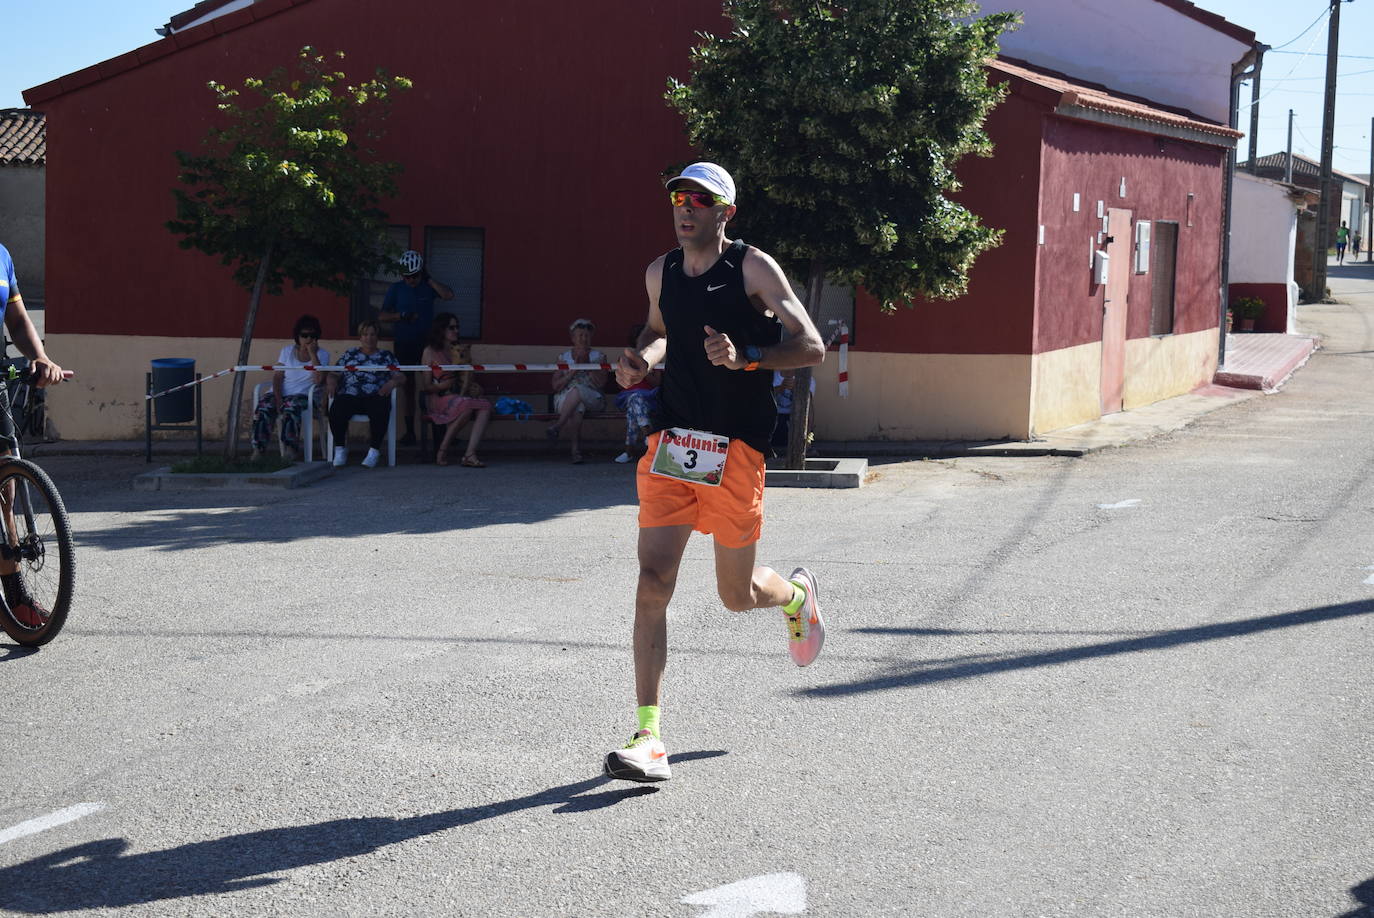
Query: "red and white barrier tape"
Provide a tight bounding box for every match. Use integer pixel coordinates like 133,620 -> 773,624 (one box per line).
145,362 -> 660,401
837,324 -> 849,398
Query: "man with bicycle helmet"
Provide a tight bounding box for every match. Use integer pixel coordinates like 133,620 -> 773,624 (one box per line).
0,242 -> 64,628
378,250 -> 454,445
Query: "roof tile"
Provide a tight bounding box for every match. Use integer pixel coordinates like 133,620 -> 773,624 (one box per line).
0,109 -> 46,166
1241,152 -> 1369,187
991,56 -> 1242,141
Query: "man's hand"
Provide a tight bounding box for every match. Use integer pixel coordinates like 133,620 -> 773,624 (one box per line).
616,348 -> 649,388
30,357 -> 64,389
703,325 -> 742,370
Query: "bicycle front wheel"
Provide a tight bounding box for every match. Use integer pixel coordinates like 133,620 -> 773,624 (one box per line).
0,458 -> 75,647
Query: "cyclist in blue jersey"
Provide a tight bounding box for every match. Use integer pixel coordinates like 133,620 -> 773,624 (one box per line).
0,242 -> 65,627
379,250 -> 454,445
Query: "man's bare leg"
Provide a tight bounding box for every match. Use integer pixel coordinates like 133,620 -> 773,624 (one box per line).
712,539 -> 795,612
714,538 -> 826,667
606,523 -> 693,782
633,524 -> 693,707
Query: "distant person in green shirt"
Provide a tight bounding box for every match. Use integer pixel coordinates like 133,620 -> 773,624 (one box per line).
1335,221 -> 1348,265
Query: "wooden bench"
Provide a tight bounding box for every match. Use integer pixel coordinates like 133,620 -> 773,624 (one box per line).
415,370 -> 628,458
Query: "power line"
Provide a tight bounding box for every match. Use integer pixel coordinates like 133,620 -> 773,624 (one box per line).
1269,7 -> 1332,51
1270,51 -> 1374,60
1247,89 -> 1374,96
1249,67 -> 1374,81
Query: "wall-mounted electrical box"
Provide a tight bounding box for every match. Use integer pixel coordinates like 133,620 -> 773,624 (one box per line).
1134,221 -> 1151,274
1094,249 -> 1110,285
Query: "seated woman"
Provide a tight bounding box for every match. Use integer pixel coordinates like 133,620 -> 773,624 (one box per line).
327,318 -> 404,468
421,312 -> 493,467
546,317 -> 607,464
251,313 -> 329,461
614,322 -> 660,463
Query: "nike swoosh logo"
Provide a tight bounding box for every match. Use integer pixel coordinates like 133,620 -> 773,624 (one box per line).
707,284 -> 726,292
651,750 -> 667,760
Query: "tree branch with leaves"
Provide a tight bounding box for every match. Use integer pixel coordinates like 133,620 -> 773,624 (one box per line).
667,0 -> 1018,467
167,47 -> 411,457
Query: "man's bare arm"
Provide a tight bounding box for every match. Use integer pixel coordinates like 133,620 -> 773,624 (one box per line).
3,297 -> 63,386
705,248 -> 823,372
617,257 -> 668,388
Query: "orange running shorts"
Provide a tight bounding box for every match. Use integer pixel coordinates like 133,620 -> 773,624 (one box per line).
636,430 -> 766,548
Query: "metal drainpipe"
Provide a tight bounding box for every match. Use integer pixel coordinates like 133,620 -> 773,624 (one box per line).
1220,44 -> 1265,370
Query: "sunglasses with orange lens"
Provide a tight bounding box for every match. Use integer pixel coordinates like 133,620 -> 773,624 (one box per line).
669,189 -> 726,208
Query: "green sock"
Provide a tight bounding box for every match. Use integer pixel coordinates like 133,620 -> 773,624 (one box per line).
637,705 -> 661,738
782,582 -> 805,615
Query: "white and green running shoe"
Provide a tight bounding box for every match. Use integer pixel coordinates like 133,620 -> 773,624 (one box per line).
786,567 -> 825,666
604,729 -> 672,783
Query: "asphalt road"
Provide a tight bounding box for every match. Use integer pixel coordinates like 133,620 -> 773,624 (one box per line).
2,275 -> 1372,917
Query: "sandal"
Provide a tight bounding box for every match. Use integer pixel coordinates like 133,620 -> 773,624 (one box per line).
436,449 -> 450,466
571,451 -> 584,465
460,455 -> 486,468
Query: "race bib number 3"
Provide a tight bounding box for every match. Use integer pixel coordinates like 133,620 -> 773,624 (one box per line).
650,428 -> 729,487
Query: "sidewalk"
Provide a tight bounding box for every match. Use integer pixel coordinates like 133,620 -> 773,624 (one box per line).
1214,331 -> 1318,392
817,381 -> 1259,459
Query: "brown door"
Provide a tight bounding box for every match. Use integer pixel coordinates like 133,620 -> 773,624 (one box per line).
1100,208 -> 1132,415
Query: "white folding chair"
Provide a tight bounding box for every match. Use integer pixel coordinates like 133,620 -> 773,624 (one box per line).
251,381 -> 322,462
325,387 -> 398,467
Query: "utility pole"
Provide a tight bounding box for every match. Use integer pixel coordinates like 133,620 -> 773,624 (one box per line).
1248,55 -> 1262,172
1367,115 -> 1372,262
1285,109 -> 1295,184
1310,0 -> 1342,302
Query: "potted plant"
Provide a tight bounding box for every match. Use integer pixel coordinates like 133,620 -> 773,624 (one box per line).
1231,296 -> 1265,332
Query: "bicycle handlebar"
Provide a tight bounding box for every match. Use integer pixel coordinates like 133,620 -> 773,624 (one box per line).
6,367 -> 74,384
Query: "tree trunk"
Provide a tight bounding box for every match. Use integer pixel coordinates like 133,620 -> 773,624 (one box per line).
222,241 -> 275,459
785,258 -> 826,470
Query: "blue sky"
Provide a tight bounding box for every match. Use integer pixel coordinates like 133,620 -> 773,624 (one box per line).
3,0 -> 1372,176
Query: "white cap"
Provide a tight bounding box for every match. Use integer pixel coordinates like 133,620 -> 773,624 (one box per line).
569,318 -> 595,333
666,162 -> 736,205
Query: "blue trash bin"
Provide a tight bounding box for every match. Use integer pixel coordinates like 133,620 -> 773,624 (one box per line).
151,358 -> 196,424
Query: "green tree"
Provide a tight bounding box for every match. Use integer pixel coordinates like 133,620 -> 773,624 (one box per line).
168,47 -> 411,457
667,0 -> 1017,467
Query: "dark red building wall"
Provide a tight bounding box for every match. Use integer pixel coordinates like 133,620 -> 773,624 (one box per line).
850,84 -> 1046,355
37,0 -> 726,344
1035,116 -> 1226,354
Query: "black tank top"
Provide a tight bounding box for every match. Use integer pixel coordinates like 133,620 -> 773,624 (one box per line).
653,239 -> 782,453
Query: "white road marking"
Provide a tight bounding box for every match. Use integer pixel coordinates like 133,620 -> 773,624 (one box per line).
0,803 -> 106,845
1097,499 -> 1142,510
682,873 -> 806,917
1364,565 -> 1374,586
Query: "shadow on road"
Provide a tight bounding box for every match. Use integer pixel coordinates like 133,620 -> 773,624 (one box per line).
1337,875 -> 1374,918
1327,263 -> 1374,280
0,645 -> 39,663
802,599 -> 1374,698
73,460 -> 641,553
0,750 -> 725,912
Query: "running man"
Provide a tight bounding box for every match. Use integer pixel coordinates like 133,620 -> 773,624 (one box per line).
604,162 -> 826,783
1336,221 -> 1349,265
0,242 -> 64,626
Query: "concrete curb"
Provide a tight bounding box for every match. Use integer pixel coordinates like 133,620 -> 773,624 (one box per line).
134,462 -> 335,491
764,457 -> 868,488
